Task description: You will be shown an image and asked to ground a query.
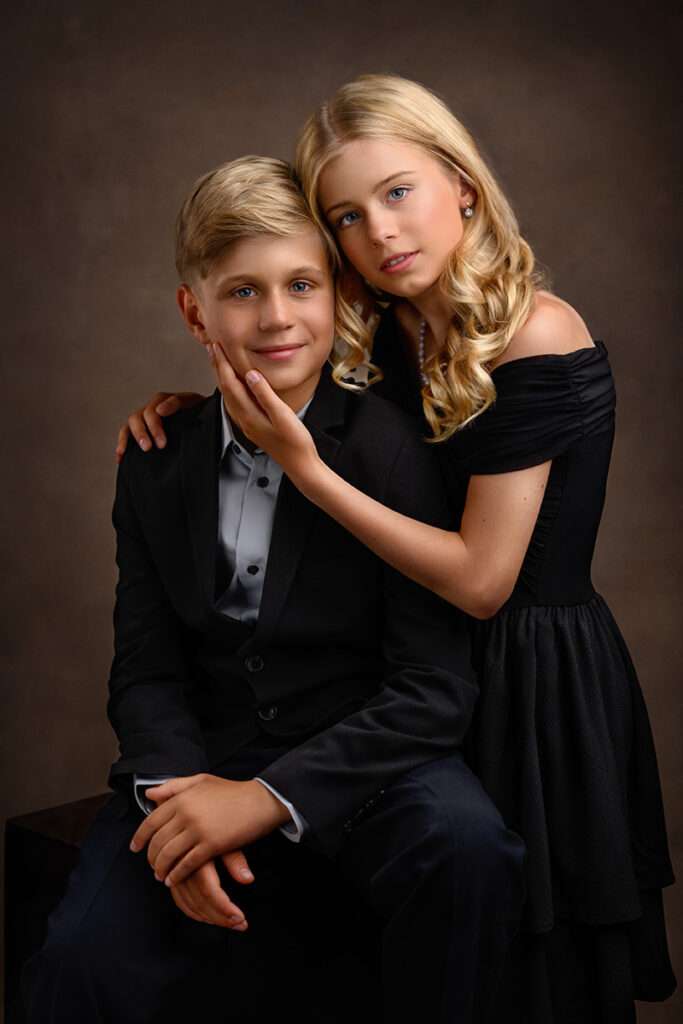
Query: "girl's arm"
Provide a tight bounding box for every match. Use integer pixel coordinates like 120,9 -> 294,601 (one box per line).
212,345 -> 549,620
303,455 -> 549,619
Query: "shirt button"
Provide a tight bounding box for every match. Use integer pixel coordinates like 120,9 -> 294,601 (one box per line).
245,655 -> 264,673
247,564 -> 260,575
257,476 -> 269,488
231,442 -> 241,455
257,705 -> 278,721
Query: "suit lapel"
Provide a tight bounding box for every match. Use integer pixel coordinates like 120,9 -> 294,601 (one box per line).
255,365 -> 349,639
181,390 -> 222,613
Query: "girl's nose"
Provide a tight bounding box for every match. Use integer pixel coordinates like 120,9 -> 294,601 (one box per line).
366,209 -> 398,247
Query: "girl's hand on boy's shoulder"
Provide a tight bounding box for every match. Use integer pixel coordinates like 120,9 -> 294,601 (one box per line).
115,391 -> 206,463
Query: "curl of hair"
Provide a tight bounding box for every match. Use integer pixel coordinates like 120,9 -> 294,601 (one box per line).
295,73 -> 547,441
330,288 -> 384,392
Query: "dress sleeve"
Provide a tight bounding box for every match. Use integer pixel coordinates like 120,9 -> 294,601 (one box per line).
445,345 -> 614,475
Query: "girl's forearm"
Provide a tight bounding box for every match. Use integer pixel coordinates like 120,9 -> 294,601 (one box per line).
297,457 -> 488,617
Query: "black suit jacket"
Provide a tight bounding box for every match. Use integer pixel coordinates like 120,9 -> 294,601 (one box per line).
107,365 -> 477,857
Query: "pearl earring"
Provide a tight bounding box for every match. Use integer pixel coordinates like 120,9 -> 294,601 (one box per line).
463,204 -> 474,219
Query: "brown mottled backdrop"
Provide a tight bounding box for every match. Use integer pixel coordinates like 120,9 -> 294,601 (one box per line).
2,0 -> 681,1019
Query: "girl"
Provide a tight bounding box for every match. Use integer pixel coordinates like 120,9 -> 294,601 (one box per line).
118,75 -> 675,1022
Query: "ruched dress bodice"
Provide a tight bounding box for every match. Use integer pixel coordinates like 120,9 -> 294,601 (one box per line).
371,308 -> 676,1019
454,343 -> 614,608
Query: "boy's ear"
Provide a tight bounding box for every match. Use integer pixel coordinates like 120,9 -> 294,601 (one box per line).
177,284 -> 209,345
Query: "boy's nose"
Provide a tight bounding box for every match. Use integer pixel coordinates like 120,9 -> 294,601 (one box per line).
258,295 -> 295,332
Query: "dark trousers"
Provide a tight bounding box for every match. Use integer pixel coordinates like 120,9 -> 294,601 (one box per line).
21,740 -> 526,1024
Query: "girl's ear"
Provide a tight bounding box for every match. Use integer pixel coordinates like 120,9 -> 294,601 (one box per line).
458,179 -> 477,209
176,284 -> 209,344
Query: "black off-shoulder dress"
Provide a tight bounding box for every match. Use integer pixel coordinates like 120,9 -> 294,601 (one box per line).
371,309 -> 676,1023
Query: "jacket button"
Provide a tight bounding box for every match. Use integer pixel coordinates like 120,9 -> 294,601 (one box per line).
258,705 -> 278,721
245,654 -> 264,672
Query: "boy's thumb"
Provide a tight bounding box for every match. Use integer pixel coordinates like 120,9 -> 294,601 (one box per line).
222,850 -> 255,885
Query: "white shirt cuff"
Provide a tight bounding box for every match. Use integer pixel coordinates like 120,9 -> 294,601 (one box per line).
133,774 -> 176,816
254,777 -> 308,842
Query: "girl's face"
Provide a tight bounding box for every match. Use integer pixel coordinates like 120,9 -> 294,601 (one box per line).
318,138 -> 474,301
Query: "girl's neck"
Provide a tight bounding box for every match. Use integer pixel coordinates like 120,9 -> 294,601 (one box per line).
409,283 -> 453,347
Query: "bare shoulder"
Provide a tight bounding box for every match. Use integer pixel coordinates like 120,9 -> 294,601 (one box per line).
492,291 -> 594,369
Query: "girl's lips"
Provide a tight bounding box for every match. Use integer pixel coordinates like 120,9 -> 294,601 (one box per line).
252,344 -> 305,361
380,251 -> 418,274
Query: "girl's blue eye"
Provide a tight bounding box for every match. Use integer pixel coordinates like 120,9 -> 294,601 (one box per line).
388,186 -> 409,201
233,286 -> 255,298
336,210 -> 360,228
291,280 -> 311,292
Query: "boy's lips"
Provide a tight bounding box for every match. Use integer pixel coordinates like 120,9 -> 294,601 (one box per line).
379,251 -> 419,273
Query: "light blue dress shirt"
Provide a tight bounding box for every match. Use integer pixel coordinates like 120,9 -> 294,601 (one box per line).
133,395 -> 313,842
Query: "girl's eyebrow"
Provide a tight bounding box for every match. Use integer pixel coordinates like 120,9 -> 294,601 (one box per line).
325,170 -> 415,216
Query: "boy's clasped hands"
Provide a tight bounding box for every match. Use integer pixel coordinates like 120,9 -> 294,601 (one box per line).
128,773 -> 292,930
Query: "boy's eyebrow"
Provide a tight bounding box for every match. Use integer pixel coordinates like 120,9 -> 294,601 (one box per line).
215,264 -> 327,288
287,264 -> 328,278
325,171 -> 415,216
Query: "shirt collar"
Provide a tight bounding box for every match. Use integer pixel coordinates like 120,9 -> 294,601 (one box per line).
220,392 -> 314,460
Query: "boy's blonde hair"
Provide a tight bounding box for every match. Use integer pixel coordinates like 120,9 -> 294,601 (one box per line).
296,74 -> 547,441
176,156 -> 318,281
175,155 -> 378,391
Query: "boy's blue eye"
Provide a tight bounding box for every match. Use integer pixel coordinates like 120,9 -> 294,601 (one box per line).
233,286 -> 256,298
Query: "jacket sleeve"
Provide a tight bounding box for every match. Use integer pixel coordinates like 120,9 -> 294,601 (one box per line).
258,428 -> 478,858
107,453 -> 209,794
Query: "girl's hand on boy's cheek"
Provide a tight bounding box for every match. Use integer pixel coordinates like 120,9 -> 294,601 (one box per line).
115,391 -> 206,463
210,342 -> 321,486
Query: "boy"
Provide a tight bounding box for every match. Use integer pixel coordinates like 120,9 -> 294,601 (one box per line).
21,157 -> 524,1023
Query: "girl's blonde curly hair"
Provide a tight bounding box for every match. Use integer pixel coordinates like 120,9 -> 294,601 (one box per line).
295,73 -> 547,442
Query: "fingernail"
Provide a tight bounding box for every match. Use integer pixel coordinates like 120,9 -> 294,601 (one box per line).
164,877 -> 172,887
240,868 -> 253,879
139,438 -> 149,451
206,345 -> 214,360
246,371 -> 261,386
129,841 -> 138,852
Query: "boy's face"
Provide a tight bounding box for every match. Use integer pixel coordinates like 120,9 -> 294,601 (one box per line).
179,228 -> 335,412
